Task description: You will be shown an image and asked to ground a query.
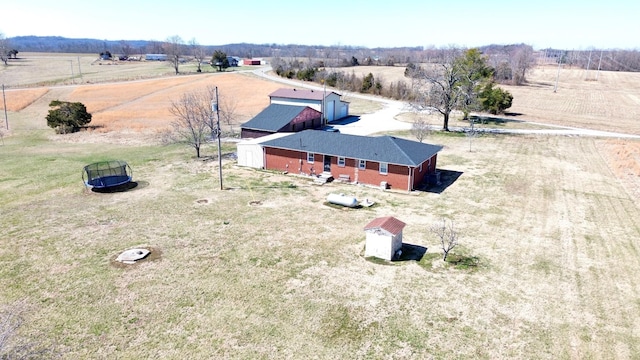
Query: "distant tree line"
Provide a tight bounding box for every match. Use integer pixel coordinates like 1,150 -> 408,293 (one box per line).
7,36 -> 640,72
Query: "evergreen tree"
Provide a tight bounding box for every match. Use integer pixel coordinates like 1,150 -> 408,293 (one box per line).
46,100 -> 92,134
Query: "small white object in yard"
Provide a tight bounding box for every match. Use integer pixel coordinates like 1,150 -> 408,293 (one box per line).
360,198 -> 375,207
116,248 -> 150,264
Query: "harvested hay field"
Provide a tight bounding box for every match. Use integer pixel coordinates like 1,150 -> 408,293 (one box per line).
343,65 -> 640,135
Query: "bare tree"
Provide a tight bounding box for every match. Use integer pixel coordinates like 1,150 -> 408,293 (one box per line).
218,95 -> 239,135
119,40 -> 133,59
169,90 -> 213,158
510,45 -> 535,85
409,47 -> 464,131
0,32 -> 9,65
189,38 -> 206,73
431,218 -> 459,261
410,114 -> 431,143
164,35 -> 184,75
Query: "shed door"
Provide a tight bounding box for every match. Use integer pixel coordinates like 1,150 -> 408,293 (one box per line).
340,104 -> 348,118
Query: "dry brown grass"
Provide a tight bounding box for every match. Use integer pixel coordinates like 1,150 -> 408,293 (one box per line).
502,65 -> 640,134
0,88 -> 49,111
2,53 -> 640,358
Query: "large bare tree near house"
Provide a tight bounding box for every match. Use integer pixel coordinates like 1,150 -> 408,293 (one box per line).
408,47 -> 464,131
169,90 -> 212,158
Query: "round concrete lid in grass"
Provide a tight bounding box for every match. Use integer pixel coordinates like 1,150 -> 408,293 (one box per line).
116,248 -> 150,264
111,246 -> 162,268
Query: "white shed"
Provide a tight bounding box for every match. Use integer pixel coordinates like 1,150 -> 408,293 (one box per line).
236,133 -> 291,168
364,216 -> 406,261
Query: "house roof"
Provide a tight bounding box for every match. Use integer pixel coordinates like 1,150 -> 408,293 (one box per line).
260,130 -> 443,167
240,104 -> 318,132
269,88 -> 340,101
364,216 -> 406,235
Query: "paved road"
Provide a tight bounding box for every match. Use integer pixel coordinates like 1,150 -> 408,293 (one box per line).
252,66 -> 640,139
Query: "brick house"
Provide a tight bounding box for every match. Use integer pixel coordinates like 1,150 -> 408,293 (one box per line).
259,130 -> 443,191
269,88 -> 349,124
240,104 -> 322,139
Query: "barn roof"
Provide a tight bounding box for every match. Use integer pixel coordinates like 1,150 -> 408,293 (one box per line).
240,104 -> 318,132
364,216 -> 406,235
269,88 -> 340,101
259,130 -> 442,167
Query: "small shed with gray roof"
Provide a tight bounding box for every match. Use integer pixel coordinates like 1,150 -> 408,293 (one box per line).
240,104 -> 322,139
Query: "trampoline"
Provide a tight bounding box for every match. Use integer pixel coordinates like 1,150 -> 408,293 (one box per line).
83,160 -> 132,189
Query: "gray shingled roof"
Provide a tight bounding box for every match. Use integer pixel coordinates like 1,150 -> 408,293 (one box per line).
260,130 -> 443,166
269,88 -> 339,101
241,104 -> 311,132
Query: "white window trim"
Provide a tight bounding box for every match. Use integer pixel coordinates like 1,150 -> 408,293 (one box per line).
307,152 -> 314,163
338,157 -> 345,167
419,163 -> 423,172
379,162 -> 388,175
358,159 -> 366,170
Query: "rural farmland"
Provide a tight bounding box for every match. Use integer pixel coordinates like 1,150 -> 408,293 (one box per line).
1,53 -> 640,359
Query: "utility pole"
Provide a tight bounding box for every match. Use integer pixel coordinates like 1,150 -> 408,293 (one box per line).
70,60 -> 75,84
596,50 -> 603,81
2,84 -> 8,130
554,55 -> 562,93
211,87 -> 223,190
585,50 -> 592,80
77,56 -> 83,82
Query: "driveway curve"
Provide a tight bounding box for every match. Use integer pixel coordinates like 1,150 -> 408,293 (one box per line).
251,66 -> 640,139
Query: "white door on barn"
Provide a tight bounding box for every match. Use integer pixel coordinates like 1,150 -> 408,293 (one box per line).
327,101 -> 335,121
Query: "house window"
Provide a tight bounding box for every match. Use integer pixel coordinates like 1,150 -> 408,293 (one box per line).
338,157 -> 345,167
379,162 -> 388,175
419,163 -> 423,172
307,152 -> 314,163
358,159 -> 366,170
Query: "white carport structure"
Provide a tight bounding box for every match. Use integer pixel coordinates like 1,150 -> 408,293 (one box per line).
236,133 -> 291,168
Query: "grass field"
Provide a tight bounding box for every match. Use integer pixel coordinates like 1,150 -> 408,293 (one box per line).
1,53 -> 640,359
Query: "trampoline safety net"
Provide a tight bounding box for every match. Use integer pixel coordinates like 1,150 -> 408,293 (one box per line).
83,160 -> 132,188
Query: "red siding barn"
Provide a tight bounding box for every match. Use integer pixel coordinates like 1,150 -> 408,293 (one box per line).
240,104 -> 322,139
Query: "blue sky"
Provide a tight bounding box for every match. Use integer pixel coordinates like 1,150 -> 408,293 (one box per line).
2,0 -> 638,49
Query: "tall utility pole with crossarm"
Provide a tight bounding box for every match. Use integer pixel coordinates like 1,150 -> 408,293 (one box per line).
211,87 -> 223,190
